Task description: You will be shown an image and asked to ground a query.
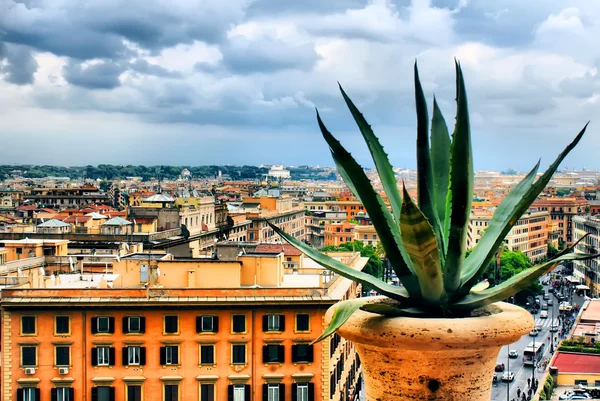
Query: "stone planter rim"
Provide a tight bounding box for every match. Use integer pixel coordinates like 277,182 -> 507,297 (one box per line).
327,297 -> 533,351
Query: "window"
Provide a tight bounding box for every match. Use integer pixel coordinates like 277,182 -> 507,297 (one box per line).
200,345 -> 215,365
140,264 -> 149,282
21,346 -> 36,367
197,316 -> 218,333
21,316 -> 36,335
264,384 -> 284,401
232,315 -> 246,333
263,345 -> 284,363
160,345 -> 179,365
292,383 -> 314,401
232,344 -> 246,364
164,316 -> 179,334
263,314 -> 285,332
91,317 -> 114,334
296,314 -> 309,332
56,346 -> 70,366
127,385 -> 142,401
164,385 -> 178,401
228,385 -> 250,401
123,346 -> 146,366
292,344 -> 314,363
55,316 -> 70,335
91,387 -> 115,401
123,316 -> 145,334
92,347 -> 114,366
16,388 -> 40,401
51,388 -> 74,401
200,384 -> 214,401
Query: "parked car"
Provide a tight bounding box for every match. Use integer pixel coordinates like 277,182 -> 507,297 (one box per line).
495,363 -> 505,372
508,350 -> 519,358
529,329 -> 539,337
559,391 -> 592,400
540,310 -> 549,318
501,371 -> 515,382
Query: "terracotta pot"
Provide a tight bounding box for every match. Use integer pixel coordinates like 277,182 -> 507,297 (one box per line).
327,298 -> 533,401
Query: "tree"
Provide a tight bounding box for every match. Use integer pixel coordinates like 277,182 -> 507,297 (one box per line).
321,241 -> 384,290
466,248 -> 543,302
547,243 -> 559,259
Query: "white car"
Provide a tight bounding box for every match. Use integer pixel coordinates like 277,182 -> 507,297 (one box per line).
540,310 -> 548,318
548,299 -> 554,306
501,371 -> 515,382
535,324 -> 543,331
559,391 -> 592,400
550,324 -> 560,332
508,350 -> 519,358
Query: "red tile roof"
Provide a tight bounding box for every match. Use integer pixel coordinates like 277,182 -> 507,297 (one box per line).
553,352 -> 600,374
15,205 -> 39,211
254,244 -> 302,256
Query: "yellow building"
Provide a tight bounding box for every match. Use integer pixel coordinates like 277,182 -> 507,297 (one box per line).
0,239 -> 69,261
468,209 -> 550,262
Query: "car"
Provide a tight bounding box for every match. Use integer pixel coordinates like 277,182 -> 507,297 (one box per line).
558,391 -> 592,400
540,310 -> 549,318
529,329 -> 539,337
495,363 -> 505,372
549,287 -> 555,293
508,350 -> 519,358
548,299 -> 554,306
501,371 -> 515,382
531,308 -> 539,315
550,324 -> 560,332
535,323 -> 543,331
535,298 -> 541,305
543,293 -> 550,300
542,303 -> 549,310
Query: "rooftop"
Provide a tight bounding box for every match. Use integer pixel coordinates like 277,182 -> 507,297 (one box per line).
580,299 -> 600,323
553,352 -> 600,374
37,219 -> 70,228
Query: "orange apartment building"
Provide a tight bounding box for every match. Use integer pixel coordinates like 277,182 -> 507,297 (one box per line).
303,200 -> 364,221
324,222 -> 356,247
468,209 -> 551,262
1,249 -> 364,401
533,197 -> 589,245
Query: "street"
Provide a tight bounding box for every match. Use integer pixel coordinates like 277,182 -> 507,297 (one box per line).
490,275 -> 585,401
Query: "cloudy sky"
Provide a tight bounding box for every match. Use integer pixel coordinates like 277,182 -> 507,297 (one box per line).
0,0 -> 598,170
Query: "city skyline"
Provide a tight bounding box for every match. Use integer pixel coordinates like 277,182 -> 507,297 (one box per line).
1,0 -> 599,170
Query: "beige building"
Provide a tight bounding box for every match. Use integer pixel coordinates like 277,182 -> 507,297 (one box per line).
467,209 -> 550,262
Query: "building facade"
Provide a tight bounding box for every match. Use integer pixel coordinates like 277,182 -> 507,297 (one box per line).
1,251 -> 364,401
468,209 -> 550,262
533,198 -> 589,245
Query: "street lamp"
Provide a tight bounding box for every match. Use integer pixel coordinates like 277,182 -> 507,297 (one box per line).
551,300 -> 555,353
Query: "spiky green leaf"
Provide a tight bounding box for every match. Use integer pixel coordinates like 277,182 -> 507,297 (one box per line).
469,279 -> 490,293
460,161 -> 540,289
316,110 -> 419,296
455,252 -> 599,310
312,298 -> 372,344
400,186 -> 445,304
461,122 -> 589,291
339,84 -> 403,223
266,220 -> 411,301
414,62 -> 445,263
430,97 -> 451,232
444,61 -> 473,293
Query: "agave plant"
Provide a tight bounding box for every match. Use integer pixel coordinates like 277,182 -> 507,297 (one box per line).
268,61 -> 596,342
